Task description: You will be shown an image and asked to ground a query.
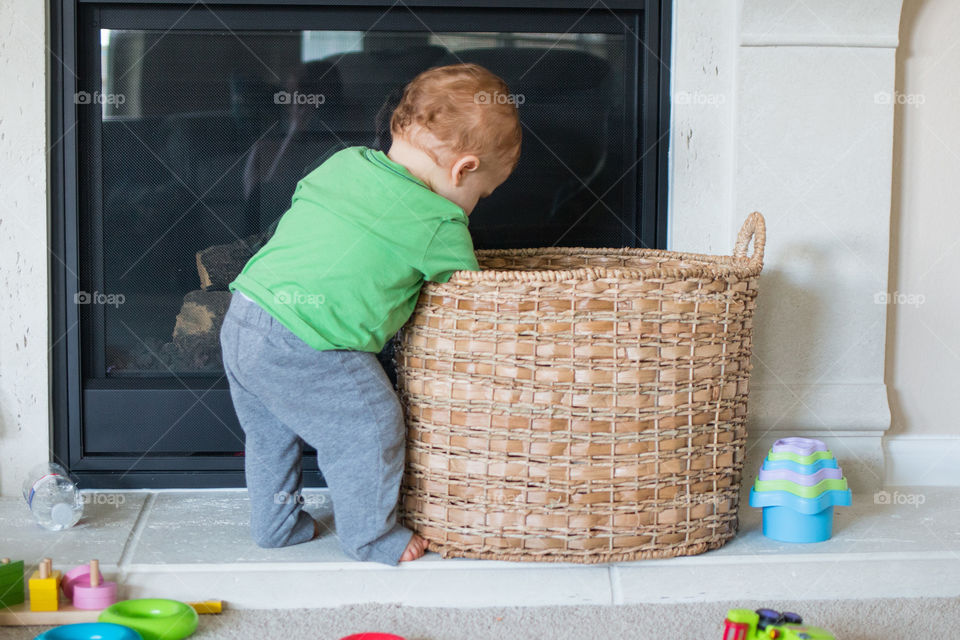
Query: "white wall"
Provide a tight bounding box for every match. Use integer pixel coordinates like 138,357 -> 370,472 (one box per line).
887,0 -> 960,438
0,0 -> 51,496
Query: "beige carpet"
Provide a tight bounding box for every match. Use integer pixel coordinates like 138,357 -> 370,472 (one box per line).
2,598 -> 957,639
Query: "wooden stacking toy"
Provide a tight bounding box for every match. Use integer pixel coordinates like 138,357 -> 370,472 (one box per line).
749,437 -> 852,542
1,553 -> 221,630
61,560 -> 102,602
28,558 -> 62,612
65,560 -> 118,610
0,558 -> 25,608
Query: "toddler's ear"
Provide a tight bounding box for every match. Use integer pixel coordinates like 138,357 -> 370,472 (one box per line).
451,154 -> 480,186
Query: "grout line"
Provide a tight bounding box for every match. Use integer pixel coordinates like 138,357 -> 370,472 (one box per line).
609,565 -> 623,604
115,491 -> 158,579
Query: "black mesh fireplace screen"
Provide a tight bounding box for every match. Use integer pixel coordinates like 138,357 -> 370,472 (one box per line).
51,1 -> 670,487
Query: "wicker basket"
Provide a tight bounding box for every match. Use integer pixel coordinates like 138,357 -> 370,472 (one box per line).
394,212 -> 766,563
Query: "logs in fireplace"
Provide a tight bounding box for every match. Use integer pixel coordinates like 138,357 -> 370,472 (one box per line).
114,229 -> 275,374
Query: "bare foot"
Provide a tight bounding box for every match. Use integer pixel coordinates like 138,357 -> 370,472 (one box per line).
311,519 -> 321,540
399,533 -> 429,562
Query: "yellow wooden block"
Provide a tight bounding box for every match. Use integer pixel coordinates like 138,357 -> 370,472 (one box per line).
30,596 -> 60,606
28,570 -> 62,591
188,600 -> 223,614
28,569 -> 62,584
30,592 -> 60,601
28,570 -> 62,611
29,594 -> 60,603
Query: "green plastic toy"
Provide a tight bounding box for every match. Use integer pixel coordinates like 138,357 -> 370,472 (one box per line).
0,558 -> 25,608
723,608 -> 836,639
751,477 -> 848,499
765,450 -> 834,464
98,599 -> 198,640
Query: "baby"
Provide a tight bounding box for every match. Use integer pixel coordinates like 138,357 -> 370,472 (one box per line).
220,63 -> 521,565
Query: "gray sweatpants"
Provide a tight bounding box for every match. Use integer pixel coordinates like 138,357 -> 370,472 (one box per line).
219,292 -> 413,565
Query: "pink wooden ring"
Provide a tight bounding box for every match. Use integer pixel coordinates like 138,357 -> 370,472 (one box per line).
73,581 -> 118,610
62,564 -> 104,600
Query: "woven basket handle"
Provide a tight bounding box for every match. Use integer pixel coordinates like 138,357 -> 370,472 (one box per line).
733,211 -> 766,268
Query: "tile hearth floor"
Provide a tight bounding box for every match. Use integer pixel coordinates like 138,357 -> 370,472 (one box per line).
0,487 -> 957,609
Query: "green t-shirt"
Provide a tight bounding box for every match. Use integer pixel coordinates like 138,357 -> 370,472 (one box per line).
229,146 -> 480,352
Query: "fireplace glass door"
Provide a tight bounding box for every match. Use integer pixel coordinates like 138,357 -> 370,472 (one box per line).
93,29 -> 628,380
54,3 -> 668,486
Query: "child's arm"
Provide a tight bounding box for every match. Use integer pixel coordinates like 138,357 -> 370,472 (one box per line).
417,218 -> 480,283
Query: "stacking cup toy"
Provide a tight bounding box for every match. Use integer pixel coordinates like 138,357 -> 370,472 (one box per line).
749,437 -> 851,542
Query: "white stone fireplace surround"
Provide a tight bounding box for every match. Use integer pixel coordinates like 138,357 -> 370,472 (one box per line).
0,0 -> 908,495
7,0 -> 960,613
671,0 -> 906,492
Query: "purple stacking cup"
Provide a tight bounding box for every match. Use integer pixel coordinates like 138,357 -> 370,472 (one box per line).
770,437 -> 828,457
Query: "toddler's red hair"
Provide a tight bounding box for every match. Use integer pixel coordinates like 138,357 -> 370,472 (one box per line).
390,63 -> 522,170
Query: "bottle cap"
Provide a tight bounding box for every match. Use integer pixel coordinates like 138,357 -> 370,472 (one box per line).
51,502 -> 76,527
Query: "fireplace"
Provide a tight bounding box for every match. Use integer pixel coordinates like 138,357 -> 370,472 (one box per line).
50,0 -> 671,488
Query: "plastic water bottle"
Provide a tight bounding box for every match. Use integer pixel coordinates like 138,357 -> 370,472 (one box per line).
21,462 -> 84,531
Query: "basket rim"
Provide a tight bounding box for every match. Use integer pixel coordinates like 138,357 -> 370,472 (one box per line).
445,246 -> 763,283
